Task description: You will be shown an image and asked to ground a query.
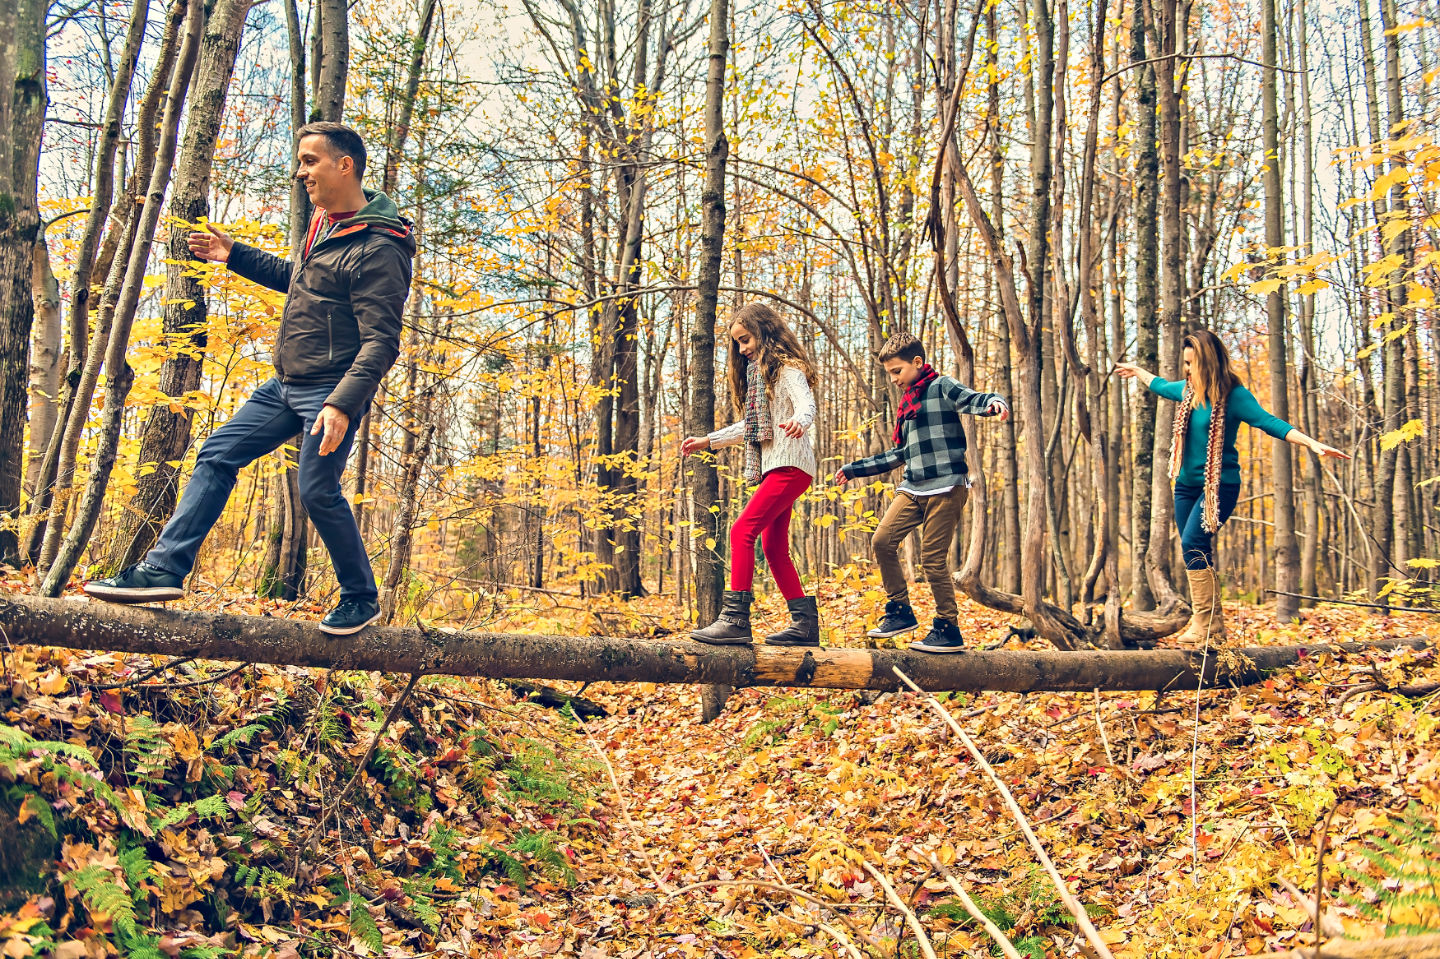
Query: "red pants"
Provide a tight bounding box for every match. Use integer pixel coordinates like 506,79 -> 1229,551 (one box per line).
729,466 -> 811,599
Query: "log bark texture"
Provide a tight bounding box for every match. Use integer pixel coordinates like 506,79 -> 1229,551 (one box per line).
1271,934 -> 1440,959
0,594 -> 1424,693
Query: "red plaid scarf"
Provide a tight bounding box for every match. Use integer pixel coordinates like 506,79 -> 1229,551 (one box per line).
893,364 -> 939,444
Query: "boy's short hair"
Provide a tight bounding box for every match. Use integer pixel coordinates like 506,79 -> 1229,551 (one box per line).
878,331 -> 925,364
296,121 -> 367,180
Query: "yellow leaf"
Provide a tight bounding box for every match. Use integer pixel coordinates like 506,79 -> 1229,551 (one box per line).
1381,216 -> 1411,245
1220,260 -> 1252,283
173,726 -> 202,762
1361,254 -> 1405,286
1380,418 -> 1425,451
1248,278 -> 1284,296
1295,278 -> 1329,296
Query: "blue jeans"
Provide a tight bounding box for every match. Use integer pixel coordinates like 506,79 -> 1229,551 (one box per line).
146,377 -> 376,600
1173,482 -> 1241,571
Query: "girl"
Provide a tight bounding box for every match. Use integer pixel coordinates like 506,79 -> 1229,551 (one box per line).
1117,329 -> 1349,643
681,303 -> 819,646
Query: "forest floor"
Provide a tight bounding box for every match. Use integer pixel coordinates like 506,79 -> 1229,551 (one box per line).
2,571 -> 1438,959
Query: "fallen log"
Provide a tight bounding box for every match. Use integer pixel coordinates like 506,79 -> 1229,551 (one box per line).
0,595 -> 1427,693
1270,934 -> 1440,959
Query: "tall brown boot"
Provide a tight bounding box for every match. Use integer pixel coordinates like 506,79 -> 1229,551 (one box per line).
1176,568 -> 1225,645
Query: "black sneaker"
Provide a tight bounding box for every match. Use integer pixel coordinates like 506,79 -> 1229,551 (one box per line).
910,617 -> 966,654
320,599 -> 382,636
867,600 -> 920,638
83,562 -> 185,603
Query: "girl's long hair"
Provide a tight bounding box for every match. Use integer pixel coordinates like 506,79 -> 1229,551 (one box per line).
726,302 -> 819,418
1184,328 -> 1242,408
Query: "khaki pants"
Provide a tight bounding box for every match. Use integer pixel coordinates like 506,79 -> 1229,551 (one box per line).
871,486 -> 968,623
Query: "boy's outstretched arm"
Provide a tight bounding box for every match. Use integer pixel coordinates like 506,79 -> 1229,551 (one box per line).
837,446 -> 904,484
939,378 -> 1010,419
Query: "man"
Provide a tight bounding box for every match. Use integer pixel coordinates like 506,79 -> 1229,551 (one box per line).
85,121 -> 415,636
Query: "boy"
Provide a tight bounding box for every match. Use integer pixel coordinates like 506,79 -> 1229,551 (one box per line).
834,332 -> 1009,653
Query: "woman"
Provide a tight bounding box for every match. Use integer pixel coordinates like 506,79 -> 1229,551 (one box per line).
1116,329 -> 1349,643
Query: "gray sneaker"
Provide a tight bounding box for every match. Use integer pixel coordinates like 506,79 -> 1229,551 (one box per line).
910,618 -> 966,654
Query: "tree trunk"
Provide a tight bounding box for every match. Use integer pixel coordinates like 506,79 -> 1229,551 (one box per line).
1261,0 -> 1300,621
1296,0 -> 1321,601
34,0 -> 182,578
693,0 -> 731,723
354,0 -> 438,530
1129,0 -> 1160,610
25,232 -> 61,499
38,0 -> 207,596
378,421 -> 435,624
105,0 -> 253,573
1,594 -> 1420,693
0,0 -> 48,565
22,0 -> 154,563
312,0 -> 348,123
1143,0 -> 1184,609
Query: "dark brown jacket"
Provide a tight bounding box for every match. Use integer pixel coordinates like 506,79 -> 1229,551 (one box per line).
228,189 -> 416,418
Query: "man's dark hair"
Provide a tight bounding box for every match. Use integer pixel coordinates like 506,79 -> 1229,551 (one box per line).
296,121 -> 367,180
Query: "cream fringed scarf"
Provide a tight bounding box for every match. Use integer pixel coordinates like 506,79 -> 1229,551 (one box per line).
1169,380 -> 1228,532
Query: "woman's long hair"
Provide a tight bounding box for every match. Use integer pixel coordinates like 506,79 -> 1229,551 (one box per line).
726,302 -> 819,418
1184,329 -> 1242,408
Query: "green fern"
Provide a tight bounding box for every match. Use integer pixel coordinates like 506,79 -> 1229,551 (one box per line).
0,726 -> 119,813
122,935 -> 165,959
121,716 -> 173,786
152,792 -> 231,831
345,893 -> 384,951
401,883 -> 442,933
211,723 -> 268,752
234,864 -> 294,901
512,829 -> 576,885
67,864 -> 139,941
118,846 -> 155,892
8,787 -> 58,838
483,844 -> 528,888
180,947 -> 228,959
1341,802 -> 1440,936
424,823 -> 463,881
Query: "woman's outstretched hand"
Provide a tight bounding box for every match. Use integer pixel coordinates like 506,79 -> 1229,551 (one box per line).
1310,440 -> 1352,460
776,418 -> 805,438
1114,362 -> 1152,382
681,436 -> 711,456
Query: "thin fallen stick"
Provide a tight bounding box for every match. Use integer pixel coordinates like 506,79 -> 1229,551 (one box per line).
575,713 -> 676,895
894,666 -> 1116,959
861,861 -> 938,959
1092,687 -> 1131,779
1314,804 -> 1341,957
1267,588 -> 1440,614
758,842 -> 863,959
925,854 -> 1023,959
669,879 -> 883,913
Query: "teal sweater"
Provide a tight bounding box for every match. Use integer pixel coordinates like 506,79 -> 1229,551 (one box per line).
1148,377 -> 1294,487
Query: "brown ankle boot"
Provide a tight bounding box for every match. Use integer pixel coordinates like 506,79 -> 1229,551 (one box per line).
1176,568 -> 1225,644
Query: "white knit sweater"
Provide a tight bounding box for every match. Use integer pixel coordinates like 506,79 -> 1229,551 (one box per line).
707,366 -> 818,479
